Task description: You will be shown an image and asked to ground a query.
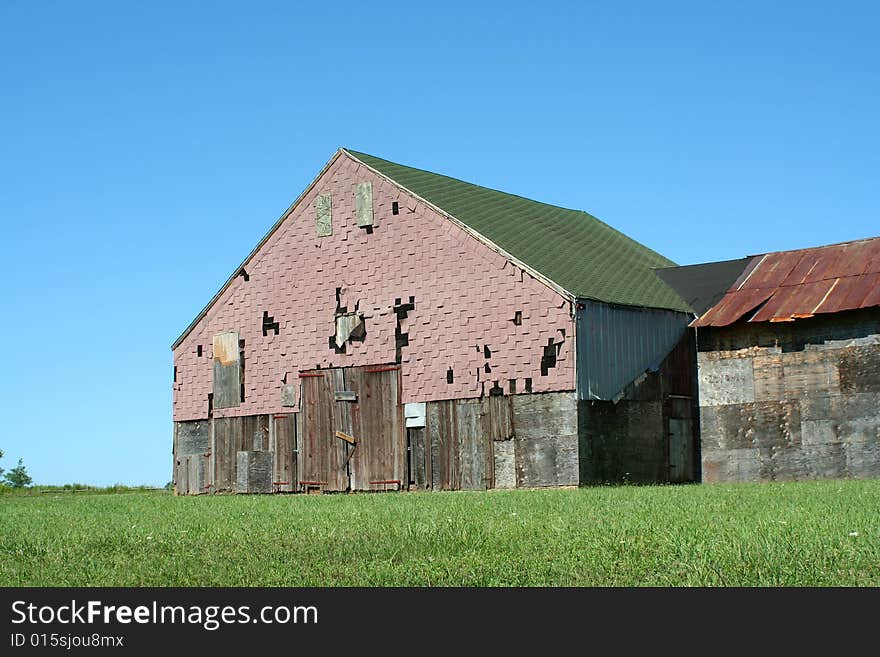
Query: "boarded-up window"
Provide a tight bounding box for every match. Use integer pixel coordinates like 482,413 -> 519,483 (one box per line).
213,331 -> 241,409
316,193 -> 332,237
356,181 -> 373,227
334,312 -> 365,348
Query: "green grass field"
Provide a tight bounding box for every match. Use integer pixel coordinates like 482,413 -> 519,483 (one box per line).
2,480 -> 878,586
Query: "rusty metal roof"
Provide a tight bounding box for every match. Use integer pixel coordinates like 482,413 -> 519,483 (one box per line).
691,236 -> 880,327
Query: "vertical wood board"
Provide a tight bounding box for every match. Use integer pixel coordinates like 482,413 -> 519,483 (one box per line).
316,194 -> 332,237
212,332 -> 241,409
356,181 -> 374,227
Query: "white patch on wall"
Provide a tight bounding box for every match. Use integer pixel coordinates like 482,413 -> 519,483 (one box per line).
404,402 -> 426,428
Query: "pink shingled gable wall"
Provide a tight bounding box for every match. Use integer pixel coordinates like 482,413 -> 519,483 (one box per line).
172,152 -> 575,421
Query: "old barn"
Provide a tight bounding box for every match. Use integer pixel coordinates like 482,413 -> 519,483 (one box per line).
171,149 -> 697,495
658,237 -> 880,483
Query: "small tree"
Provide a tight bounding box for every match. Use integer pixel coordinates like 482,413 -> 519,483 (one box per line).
5,459 -> 32,488
0,448 -> 4,479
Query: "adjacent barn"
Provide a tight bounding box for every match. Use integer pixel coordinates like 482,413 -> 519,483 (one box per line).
658,237 -> 880,483
171,148 -> 696,495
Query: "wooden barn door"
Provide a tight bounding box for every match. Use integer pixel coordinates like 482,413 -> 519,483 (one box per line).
299,365 -> 404,492
667,396 -> 694,483
346,365 -> 404,491
300,371 -> 348,491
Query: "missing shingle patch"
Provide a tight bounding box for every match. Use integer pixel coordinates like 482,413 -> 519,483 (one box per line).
262,311 -> 280,336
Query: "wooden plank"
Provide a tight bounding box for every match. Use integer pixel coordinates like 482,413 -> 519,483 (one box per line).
178,454 -> 205,495
356,181 -> 373,227
273,413 -> 296,492
347,365 -> 404,491
316,193 -> 332,237
457,399 -> 486,490
212,332 -> 241,409
281,384 -> 297,407
243,414 -> 270,451
427,400 -> 457,490
335,314 -> 363,348
235,451 -> 249,493
408,428 -> 428,489
429,405 -> 442,491
211,417 -> 242,492
331,369 -> 353,489
268,414 -> 276,461
335,430 -> 356,444
668,418 -> 692,483
300,370 -> 347,491
295,411 -> 304,490
172,422 -> 178,493
484,395 -> 514,440
175,455 -> 188,495
174,420 -> 210,456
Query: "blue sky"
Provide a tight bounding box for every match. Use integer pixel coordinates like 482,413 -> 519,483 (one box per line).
2,1 -> 877,486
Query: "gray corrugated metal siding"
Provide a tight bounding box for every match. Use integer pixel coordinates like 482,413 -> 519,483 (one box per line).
576,299 -> 691,400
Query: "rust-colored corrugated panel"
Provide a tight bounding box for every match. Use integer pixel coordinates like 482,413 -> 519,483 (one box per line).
861,272 -> 880,309
750,250 -> 805,289
814,273 -> 874,313
801,246 -> 843,281
691,288 -> 775,327
751,279 -> 835,322
695,236 -> 880,326
832,241 -> 873,277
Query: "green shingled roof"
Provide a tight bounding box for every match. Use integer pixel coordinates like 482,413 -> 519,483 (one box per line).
346,149 -> 690,313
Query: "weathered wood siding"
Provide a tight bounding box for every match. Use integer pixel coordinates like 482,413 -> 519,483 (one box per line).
236,450 -> 274,493
420,396 -> 511,490
698,309 -> 880,483
272,413 -> 297,492
178,388 -> 597,495
173,420 -> 211,495
175,455 -> 207,496
408,428 -> 430,489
